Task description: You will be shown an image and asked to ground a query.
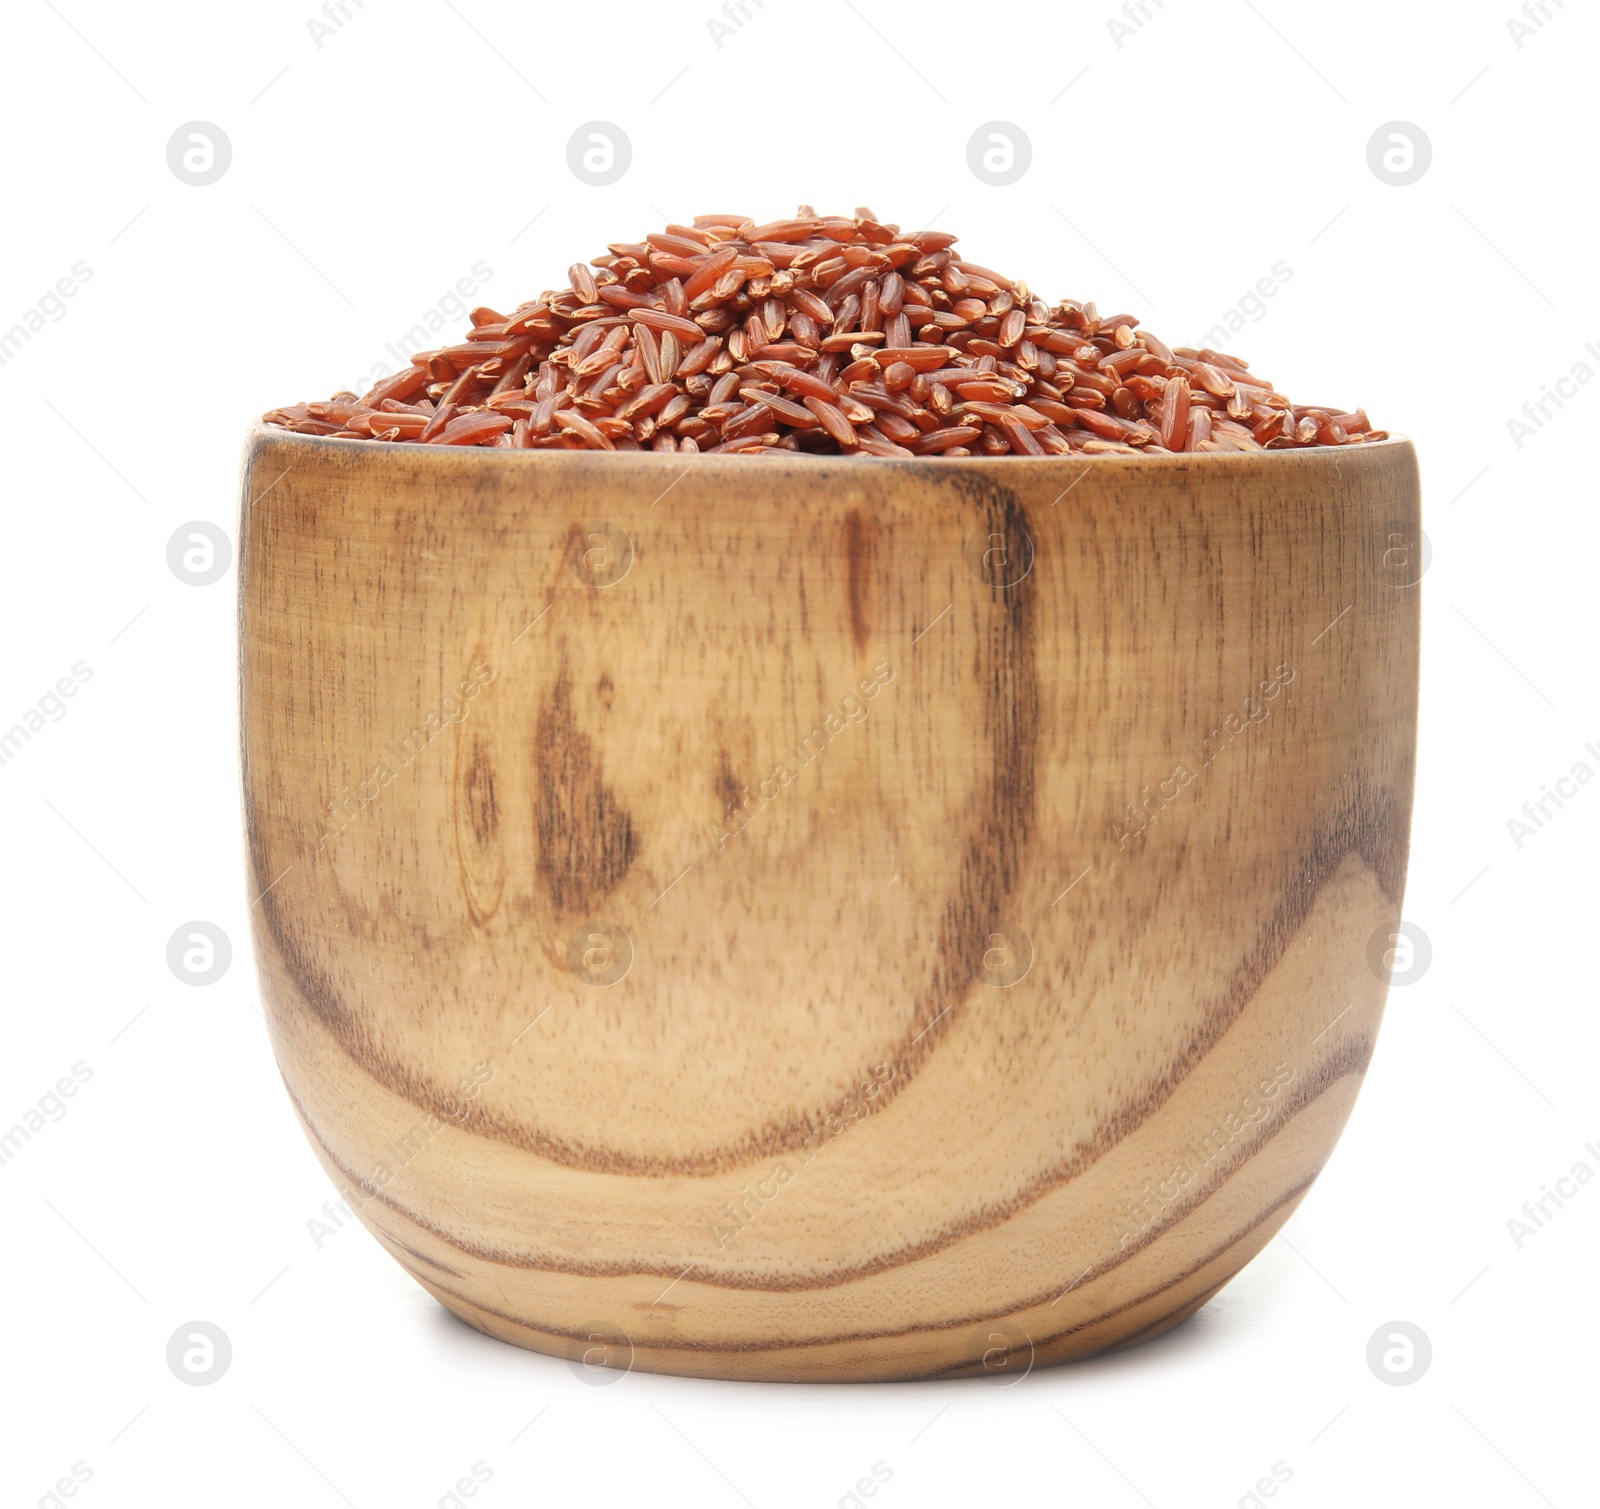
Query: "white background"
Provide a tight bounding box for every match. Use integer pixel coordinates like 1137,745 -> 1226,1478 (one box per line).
2,1 -> 1595,1506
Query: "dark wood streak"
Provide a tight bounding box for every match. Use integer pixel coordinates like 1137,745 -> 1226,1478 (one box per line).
924,1189 -> 1307,1375
841,507 -> 879,654
1098,1282 -> 1227,1354
900,477 -> 1039,1058
249,649 -> 1401,1184
454,726 -> 505,926
460,733 -> 499,846
713,748 -> 741,823
405,1173 -> 1310,1368
376,1231 -> 466,1279
286,1032 -> 1368,1299
533,671 -> 637,913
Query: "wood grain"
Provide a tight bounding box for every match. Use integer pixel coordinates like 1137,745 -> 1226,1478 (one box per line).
239,430 -> 1420,1382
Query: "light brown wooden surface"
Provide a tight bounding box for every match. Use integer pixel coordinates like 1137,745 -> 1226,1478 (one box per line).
239,430 -> 1420,1382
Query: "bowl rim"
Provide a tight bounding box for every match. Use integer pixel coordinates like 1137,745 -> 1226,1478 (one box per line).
244,422 -> 1414,469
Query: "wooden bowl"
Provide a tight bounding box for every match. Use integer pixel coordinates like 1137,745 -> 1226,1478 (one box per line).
240,428 -> 1420,1382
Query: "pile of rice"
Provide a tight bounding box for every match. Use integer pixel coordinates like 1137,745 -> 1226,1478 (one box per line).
263,208 -> 1381,457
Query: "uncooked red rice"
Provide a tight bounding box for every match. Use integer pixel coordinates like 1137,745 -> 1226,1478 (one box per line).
263,209 -> 1384,458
